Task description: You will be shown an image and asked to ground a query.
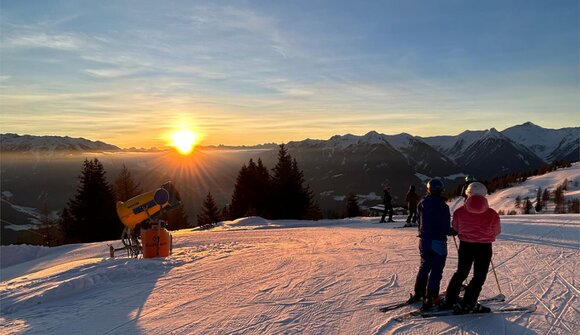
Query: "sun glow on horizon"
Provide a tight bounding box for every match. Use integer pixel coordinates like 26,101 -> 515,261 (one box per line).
170,130 -> 198,155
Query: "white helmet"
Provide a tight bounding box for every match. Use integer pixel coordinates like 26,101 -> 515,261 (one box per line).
466,182 -> 487,197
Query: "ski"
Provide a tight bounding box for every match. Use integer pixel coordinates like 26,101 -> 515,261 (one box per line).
378,287 -> 496,313
379,300 -> 412,313
379,293 -> 442,313
393,303 -> 536,322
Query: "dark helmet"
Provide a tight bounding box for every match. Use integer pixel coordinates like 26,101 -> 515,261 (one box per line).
465,175 -> 476,182
427,179 -> 444,193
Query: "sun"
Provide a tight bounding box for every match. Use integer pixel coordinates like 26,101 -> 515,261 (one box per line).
170,130 -> 198,155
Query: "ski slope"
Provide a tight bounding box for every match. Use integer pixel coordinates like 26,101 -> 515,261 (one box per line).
2,165 -> 579,334
1,214 -> 578,335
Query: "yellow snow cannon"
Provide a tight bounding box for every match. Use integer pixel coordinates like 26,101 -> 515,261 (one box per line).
117,189 -> 167,229
110,182 -> 181,258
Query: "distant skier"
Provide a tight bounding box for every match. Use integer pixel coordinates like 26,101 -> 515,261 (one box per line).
443,182 -> 501,314
380,185 -> 394,223
404,185 -> 419,227
408,179 -> 451,309
460,175 -> 477,198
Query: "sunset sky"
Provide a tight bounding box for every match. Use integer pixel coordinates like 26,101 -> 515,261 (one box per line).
1,0 -> 578,149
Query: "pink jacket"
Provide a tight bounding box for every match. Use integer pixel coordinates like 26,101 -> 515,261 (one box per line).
453,195 -> 501,243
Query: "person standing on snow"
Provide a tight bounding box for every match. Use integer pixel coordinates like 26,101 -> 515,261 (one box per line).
408,179 -> 451,309
460,175 -> 477,199
443,182 -> 501,314
404,185 -> 420,227
380,185 -> 394,223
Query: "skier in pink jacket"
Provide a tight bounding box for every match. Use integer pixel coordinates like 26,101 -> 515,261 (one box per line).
444,184 -> 501,314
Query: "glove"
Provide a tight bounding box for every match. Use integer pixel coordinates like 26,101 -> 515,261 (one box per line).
448,228 -> 458,236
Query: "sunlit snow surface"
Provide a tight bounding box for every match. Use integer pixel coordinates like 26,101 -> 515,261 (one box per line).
1,164 -> 579,334
1,214 -> 578,335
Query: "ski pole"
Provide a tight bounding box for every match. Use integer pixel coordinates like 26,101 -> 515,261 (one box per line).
452,234 -> 468,289
490,259 -> 503,296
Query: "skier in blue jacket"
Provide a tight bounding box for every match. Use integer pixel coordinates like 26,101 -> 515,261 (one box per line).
408,179 -> 452,310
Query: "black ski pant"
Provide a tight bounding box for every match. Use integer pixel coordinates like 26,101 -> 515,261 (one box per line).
406,206 -> 417,224
380,204 -> 393,222
445,240 -> 493,307
414,238 -> 447,298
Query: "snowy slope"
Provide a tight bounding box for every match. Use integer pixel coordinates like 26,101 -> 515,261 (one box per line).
485,162 -> 580,214
1,214 -> 578,335
1,156 -> 579,335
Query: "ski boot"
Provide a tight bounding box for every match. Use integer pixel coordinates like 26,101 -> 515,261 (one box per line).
438,297 -> 455,310
453,301 -> 491,314
406,293 -> 423,304
421,296 -> 440,311
471,303 -> 491,313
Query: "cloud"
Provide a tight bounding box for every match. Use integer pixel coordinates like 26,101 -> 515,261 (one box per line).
5,33 -> 89,51
85,68 -> 141,78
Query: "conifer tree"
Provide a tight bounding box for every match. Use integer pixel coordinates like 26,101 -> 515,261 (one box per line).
542,188 -> 550,204
524,198 -> 533,214
568,199 -> 580,213
230,158 -> 271,219
514,195 -> 521,208
113,164 -> 143,201
252,158 -> 271,216
535,187 -> 543,212
162,204 -> 190,230
197,192 -> 222,227
270,144 -> 313,220
230,163 -> 251,218
62,158 -> 122,243
39,199 -> 59,246
346,193 -> 361,217
305,202 -> 323,221
554,186 -> 565,213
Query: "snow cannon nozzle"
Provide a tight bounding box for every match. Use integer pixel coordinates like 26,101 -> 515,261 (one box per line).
161,181 -> 181,209
154,188 -> 170,206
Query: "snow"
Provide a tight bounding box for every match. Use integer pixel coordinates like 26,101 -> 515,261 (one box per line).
1,165 -> 579,334
383,133 -> 414,152
485,163 -> 580,214
1,214 -> 578,334
1,199 -> 43,230
0,133 -> 120,153
502,122 -> 579,161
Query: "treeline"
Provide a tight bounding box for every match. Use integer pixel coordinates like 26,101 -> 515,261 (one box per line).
480,160 -> 579,215
197,145 -> 321,228
40,159 -> 189,246
499,178 -> 580,215
484,160 -> 572,194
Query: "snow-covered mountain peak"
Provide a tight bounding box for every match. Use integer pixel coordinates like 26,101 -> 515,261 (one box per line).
520,121 -> 542,129
0,133 -> 120,154
363,130 -> 380,137
360,130 -> 389,145
384,133 -> 416,151
325,133 -> 361,149
502,123 -> 580,161
481,127 -> 506,140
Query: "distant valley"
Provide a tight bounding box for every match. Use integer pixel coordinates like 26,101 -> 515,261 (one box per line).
1,122 -> 578,243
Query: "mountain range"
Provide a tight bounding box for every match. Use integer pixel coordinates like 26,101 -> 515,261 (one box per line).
1,122 -> 578,225
0,133 -> 120,153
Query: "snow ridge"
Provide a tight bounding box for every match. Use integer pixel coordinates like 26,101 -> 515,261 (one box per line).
0,133 -> 120,153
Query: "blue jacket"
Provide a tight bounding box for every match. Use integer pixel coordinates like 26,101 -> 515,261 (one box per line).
418,194 -> 451,240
